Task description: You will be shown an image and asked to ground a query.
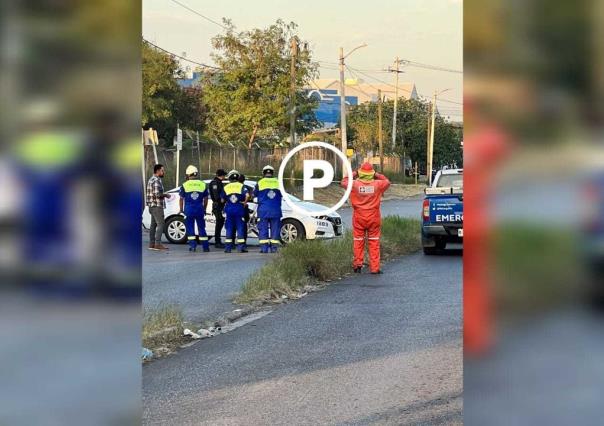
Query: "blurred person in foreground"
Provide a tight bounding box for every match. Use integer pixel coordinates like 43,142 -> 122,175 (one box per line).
209,168 -> 227,248
341,162 -> 390,274
146,164 -> 171,250
13,103 -> 87,296
179,165 -> 210,253
463,98 -> 512,356
254,165 -> 283,253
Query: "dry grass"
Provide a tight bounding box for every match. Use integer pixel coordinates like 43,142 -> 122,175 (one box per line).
236,216 -> 421,304
142,305 -> 185,348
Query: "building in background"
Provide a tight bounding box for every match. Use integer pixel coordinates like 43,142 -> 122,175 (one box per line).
307,79 -> 419,128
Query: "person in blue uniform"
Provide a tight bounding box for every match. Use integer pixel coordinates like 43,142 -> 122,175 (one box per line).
179,165 -> 210,252
220,170 -> 249,253
254,165 -> 283,253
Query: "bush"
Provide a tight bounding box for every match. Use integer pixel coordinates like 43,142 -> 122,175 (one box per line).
236,216 -> 421,304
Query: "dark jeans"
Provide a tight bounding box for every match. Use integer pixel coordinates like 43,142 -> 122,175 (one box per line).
149,206 -> 165,245
213,207 -> 225,243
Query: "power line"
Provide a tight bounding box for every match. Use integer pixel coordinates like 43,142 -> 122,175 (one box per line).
347,65 -> 463,107
399,59 -> 462,74
168,0 -> 229,30
143,38 -> 222,70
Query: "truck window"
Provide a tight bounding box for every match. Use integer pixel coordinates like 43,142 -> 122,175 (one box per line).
436,174 -> 463,188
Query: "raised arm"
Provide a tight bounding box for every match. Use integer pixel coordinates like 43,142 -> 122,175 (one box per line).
374,172 -> 391,192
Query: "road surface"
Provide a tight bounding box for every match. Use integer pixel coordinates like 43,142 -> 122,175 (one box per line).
143,199 -> 423,323
143,248 -> 462,425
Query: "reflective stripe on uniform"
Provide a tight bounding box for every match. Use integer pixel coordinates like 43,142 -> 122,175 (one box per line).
236,239 -> 245,243
259,239 -> 269,244
199,237 -> 208,241
225,239 -> 233,243
353,238 -> 364,241
270,240 -> 281,244
183,180 -> 206,192
187,236 -> 196,240
368,237 -> 380,240
224,182 -> 243,195
258,177 -> 280,191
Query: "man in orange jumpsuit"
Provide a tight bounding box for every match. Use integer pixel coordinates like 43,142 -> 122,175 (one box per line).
341,162 -> 391,274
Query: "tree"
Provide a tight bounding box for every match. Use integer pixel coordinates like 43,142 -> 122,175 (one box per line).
203,20 -> 319,148
347,98 -> 462,171
142,42 -> 206,144
348,103 -> 378,156
142,42 -> 181,134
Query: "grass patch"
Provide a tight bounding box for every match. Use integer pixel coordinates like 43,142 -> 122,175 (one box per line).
236,216 -> 421,304
494,222 -> 584,314
142,305 -> 185,348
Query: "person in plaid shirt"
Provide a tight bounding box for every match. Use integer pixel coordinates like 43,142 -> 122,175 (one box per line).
146,164 -> 171,250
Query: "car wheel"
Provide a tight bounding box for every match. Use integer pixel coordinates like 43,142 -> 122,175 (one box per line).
280,219 -> 305,244
164,216 -> 187,244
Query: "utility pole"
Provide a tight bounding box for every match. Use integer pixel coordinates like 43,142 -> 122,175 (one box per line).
196,130 -> 201,172
289,37 -> 298,147
428,91 -> 437,185
426,88 -> 451,186
387,58 -> 405,178
378,89 -> 384,173
389,57 -> 402,150
426,102 -> 432,185
339,47 -> 347,161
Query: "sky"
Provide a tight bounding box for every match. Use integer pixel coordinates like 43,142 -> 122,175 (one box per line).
143,0 -> 463,120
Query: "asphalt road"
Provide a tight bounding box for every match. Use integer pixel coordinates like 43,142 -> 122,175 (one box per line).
143,248 -> 462,425
143,199 -> 423,323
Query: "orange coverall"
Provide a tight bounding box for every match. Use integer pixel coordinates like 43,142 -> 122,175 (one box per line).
341,172 -> 391,272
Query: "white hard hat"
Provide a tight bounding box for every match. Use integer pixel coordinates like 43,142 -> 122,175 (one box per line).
226,169 -> 240,180
262,165 -> 275,174
185,165 -> 198,176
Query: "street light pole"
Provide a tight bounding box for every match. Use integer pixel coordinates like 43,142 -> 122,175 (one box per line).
339,44 -> 367,176
427,88 -> 451,186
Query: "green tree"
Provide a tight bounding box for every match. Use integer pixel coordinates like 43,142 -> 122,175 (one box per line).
348,98 -> 462,171
142,42 -> 206,144
203,20 -> 319,148
348,102 -> 378,156
142,42 -> 181,133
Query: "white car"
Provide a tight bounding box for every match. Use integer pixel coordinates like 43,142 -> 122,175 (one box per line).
142,180 -> 344,244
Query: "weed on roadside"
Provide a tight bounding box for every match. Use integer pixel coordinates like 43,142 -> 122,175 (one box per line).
237,216 -> 421,304
142,305 -> 184,348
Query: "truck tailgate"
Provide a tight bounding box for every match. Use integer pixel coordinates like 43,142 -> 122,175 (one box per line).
427,195 -> 463,224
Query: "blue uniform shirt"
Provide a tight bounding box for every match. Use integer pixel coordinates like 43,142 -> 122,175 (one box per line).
179,179 -> 208,216
221,182 -> 248,215
254,177 -> 282,218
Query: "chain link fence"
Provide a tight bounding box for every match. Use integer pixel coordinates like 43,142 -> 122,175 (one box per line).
143,143 -> 411,189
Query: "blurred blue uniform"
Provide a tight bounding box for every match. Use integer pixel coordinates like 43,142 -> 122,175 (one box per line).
106,138 -> 143,298
221,182 -> 248,252
179,179 -> 209,252
254,177 -> 283,253
15,132 -> 83,296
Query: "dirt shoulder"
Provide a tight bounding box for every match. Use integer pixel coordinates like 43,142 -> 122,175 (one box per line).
300,183 -> 425,207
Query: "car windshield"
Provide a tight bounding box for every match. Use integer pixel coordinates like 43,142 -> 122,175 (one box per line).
436,173 -> 463,188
